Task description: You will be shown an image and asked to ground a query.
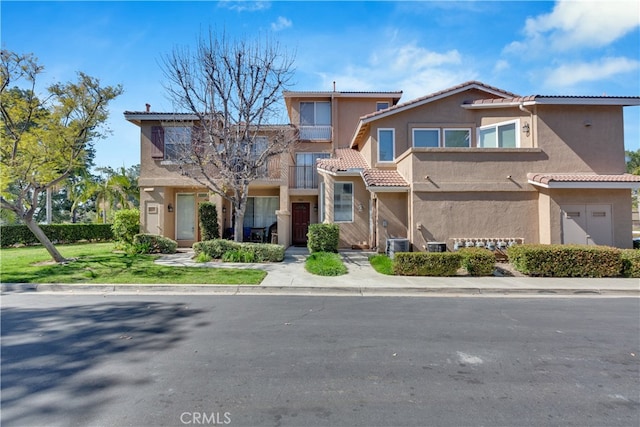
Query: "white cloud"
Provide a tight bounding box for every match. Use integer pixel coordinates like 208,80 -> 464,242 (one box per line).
217,1 -> 270,12
508,0 -> 640,53
271,16 -> 292,32
544,56 -> 640,87
493,59 -> 510,73
317,41 -> 475,101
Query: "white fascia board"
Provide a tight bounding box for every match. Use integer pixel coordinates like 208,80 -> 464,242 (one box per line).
317,168 -> 363,177
528,180 -> 640,189
366,186 -> 410,192
124,113 -> 200,121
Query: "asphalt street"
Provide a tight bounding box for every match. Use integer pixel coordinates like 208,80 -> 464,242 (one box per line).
1,294 -> 639,427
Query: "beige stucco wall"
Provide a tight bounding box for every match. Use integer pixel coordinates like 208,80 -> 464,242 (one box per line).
374,192 -> 409,251
537,188 -> 633,248
411,191 -> 539,251
321,175 -> 369,248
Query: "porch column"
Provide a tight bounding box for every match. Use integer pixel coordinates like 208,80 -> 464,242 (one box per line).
276,184 -> 291,247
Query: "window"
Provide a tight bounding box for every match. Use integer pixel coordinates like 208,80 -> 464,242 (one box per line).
443,129 -> 470,148
413,129 -> 440,148
478,121 -> 518,148
376,102 -> 389,111
243,197 -> 279,228
300,101 -> 331,126
164,126 -> 192,160
378,129 -> 395,162
334,182 -> 353,222
295,152 -> 330,188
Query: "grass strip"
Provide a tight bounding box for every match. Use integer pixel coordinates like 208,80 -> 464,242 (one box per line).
369,254 -> 394,275
0,243 -> 265,285
305,252 -> 347,276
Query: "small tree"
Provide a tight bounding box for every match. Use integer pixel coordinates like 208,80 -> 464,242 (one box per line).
0,50 -> 122,262
161,29 -> 297,242
199,202 -> 220,241
112,208 -> 140,246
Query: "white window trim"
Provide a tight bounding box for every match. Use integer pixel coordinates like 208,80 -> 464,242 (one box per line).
412,128 -> 441,148
376,101 -> 390,111
477,119 -> 520,148
443,128 -> 471,148
300,101 -> 331,126
377,128 -> 395,163
333,181 -> 354,223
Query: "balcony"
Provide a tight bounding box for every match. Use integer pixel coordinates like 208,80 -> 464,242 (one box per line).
255,156 -> 282,181
299,125 -> 332,141
289,165 -> 320,189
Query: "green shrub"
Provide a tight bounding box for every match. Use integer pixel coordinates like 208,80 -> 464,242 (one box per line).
507,244 -> 622,277
193,239 -> 284,262
111,209 -> 140,245
307,223 -> 339,253
194,252 -> 212,263
198,202 -> 220,241
369,254 -> 394,275
393,252 -> 461,276
132,234 -> 178,254
222,249 -> 256,263
621,249 -> 640,278
305,252 -> 347,276
458,247 -> 496,276
0,224 -> 113,247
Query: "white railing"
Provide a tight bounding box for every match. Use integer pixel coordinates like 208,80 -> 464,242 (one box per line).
299,126 -> 332,141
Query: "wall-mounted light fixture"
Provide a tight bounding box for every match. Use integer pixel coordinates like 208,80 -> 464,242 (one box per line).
357,202 -> 364,213
222,206 -> 227,214
522,122 -> 530,136
313,204 -> 318,213
167,203 -> 174,213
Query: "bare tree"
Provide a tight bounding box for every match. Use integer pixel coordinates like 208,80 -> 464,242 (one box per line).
161,30 -> 297,242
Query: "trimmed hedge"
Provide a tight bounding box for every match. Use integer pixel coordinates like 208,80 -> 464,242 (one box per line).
507,244 -> 622,278
199,202 -> 220,241
133,234 -> 178,254
193,239 -> 285,262
393,252 -> 462,276
1,224 -> 113,247
112,209 -> 140,245
621,249 -> 640,278
458,247 -> 496,276
307,223 -> 339,253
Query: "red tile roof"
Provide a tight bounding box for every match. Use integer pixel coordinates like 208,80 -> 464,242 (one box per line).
527,173 -> 640,184
316,148 -> 409,188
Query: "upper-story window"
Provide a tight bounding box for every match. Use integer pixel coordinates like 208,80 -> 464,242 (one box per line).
164,125 -> 192,160
478,120 -> 518,148
376,102 -> 389,111
300,101 -> 331,126
443,128 -> 471,148
378,129 -> 395,162
413,129 -> 440,148
299,101 -> 331,140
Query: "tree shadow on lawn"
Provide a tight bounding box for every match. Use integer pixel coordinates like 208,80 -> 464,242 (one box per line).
1,301 -> 207,426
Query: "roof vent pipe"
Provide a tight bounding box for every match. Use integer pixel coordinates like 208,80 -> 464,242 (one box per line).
333,81 -> 336,92
145,103 -> 151,112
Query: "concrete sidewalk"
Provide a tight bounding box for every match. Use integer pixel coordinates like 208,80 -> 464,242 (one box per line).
4,246 -> 637,297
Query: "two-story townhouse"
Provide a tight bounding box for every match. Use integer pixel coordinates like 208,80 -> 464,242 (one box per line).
124,89 -> 402,247
317,81 -> 640,250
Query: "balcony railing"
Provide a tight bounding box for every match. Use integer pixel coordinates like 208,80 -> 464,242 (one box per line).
299,125 -> 332,141
255,155 -> 281,180
289,165 -> 320,189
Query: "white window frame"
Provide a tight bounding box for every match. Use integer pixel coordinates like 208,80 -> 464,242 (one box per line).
333,182 -> 354,223
377,128 -> 395,163
443,128 -> 471,148
300,101 -> 331,126
376,101 -> 390,111
477,119 -> 520,148
412,128 -> 441,148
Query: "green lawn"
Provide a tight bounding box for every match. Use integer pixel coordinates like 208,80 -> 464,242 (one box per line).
305,251 -> 347,276
0,243 -> 266,285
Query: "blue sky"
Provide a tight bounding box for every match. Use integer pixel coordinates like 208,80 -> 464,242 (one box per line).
2,0 -> 639,169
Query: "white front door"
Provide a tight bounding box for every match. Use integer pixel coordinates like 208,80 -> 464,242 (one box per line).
176,193 -> 196,240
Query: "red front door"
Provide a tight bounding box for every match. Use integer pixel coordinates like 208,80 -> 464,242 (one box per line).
292,203 -> 310,246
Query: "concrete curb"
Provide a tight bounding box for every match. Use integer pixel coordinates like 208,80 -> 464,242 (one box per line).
2,282 -> 638,297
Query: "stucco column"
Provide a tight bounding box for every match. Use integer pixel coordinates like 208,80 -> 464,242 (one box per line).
276,184 -> 291,247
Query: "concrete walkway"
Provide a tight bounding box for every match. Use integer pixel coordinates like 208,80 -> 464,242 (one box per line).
3,246 -> 638,296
